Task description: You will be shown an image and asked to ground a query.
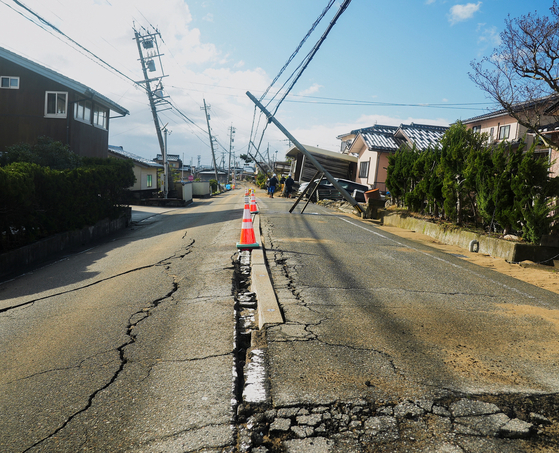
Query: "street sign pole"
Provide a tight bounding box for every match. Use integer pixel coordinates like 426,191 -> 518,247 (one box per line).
246,91 -> 363,215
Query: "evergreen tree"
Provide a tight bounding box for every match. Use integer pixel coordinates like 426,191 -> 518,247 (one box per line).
512,145 -> 559,243
438,122 -> 486,224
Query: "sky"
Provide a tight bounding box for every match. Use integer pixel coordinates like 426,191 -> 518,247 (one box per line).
0,0 -> 554,167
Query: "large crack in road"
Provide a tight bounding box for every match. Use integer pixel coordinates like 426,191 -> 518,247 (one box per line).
20,239 -> 195,452
230,219 -> 559,452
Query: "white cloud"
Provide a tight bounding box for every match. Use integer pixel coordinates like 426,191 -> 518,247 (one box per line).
0,0 -> 279,164
298,83 -> 323,97
425,0 -> 437,4
448,2 -> 482,25
477,24 -> 501,47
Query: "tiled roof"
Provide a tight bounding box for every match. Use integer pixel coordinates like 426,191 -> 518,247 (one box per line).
356,123 -> 448,152
155,154 -> 181,161
109,145 -> 163,167
286,144 -> 357,162
539,122 -> 559,133
350,124 -> 399,135
396,123 -> 448,150
361,131 -> 404,151
463,96 -> 559,124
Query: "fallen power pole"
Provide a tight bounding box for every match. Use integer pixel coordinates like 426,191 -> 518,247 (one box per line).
246,91 -> 364,215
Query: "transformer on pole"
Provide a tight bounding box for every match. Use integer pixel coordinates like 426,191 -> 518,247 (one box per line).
133,26 -> 172,197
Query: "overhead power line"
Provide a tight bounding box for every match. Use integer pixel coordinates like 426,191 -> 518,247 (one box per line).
260,0 -> 336,102
4,0 -> 209,140
6,0 -> 140,89
268,0 -> 352,116
249,0 -> 352,164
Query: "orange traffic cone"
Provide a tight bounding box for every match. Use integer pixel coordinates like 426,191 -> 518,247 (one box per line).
249,189 -> 259,214
237,200 -> 260,249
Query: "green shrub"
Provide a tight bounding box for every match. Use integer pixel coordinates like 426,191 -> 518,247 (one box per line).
0,158 -> 135,252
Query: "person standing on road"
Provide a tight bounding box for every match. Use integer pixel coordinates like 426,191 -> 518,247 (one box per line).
285,174 -> 295,198
268,174 -> 278,198
279,175 -> 286,197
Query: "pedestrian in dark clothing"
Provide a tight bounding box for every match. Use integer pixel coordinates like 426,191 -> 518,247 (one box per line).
285,174 -> 295,198
268,174 -> 278,198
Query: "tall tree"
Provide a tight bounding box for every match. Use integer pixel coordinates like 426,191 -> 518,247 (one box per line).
438,122 -> 486,224
469,2 -> 559,149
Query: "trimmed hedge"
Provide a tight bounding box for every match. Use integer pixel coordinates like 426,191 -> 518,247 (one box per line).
385,122 -> 559,244
0,158 -> 135,252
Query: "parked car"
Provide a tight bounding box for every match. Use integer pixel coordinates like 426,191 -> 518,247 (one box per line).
297,178 -> 369,202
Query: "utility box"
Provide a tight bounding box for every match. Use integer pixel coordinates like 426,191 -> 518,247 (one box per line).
192,181 -> 211,198
181,182 -> 193,203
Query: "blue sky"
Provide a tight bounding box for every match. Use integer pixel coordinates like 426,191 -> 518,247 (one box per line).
0,0 -> 553,165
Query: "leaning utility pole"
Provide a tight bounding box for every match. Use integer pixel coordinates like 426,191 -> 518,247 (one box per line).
246,91 -> 363,215
228,125 -> 235,184
133,26 -> 171,197
202,99 -> 219,190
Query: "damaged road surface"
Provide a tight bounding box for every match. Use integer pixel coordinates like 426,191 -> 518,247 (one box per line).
0,193 -> 245,452
247,198 -> 559,452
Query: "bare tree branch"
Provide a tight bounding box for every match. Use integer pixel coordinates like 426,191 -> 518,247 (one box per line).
469,1 -> 559,150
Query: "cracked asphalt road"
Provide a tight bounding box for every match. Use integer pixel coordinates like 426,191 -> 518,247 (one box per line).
254,195 -> 559,451
0,191 -> 245,452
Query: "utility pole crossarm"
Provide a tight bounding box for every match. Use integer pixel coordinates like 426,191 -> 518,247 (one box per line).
246,91 -> 363,214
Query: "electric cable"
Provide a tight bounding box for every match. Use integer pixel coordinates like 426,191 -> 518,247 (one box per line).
6,0 -> 142,90
268,0 -> 352,117
259,0 -> 336,102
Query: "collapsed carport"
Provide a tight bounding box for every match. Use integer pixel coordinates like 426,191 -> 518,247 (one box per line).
286,144 -> 357,183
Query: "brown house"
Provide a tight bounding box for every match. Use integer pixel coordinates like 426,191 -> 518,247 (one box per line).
0,47 -> 128,158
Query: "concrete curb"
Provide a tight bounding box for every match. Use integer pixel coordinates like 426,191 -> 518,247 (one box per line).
381,211 -> 559,264
251,214 -> 284,329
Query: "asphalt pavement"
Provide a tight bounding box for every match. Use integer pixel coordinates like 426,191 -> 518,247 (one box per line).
242,191 -> 559,453
0,194 -> 245,453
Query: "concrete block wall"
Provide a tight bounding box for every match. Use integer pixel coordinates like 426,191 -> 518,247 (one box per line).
381,211 -> 559,264
0,208 -> 131,279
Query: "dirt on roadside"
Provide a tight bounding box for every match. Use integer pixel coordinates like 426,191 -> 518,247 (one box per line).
376,224 -> 559,295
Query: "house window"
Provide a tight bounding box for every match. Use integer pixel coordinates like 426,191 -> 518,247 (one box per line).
45,92 -> 67,118
146,174 -> 153,188
1,76 -> 19,89
359,161 -> 370,178
499,125 -> 510,140
93,105 -> 108,129
472,125 -> 481,133
74,100 -> 92,124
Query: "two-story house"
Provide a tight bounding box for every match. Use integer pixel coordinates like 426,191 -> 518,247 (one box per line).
341,123 -> 448,193
462,100 -> 559,178
154,153 -> 182,170
0,47 -> 128,158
